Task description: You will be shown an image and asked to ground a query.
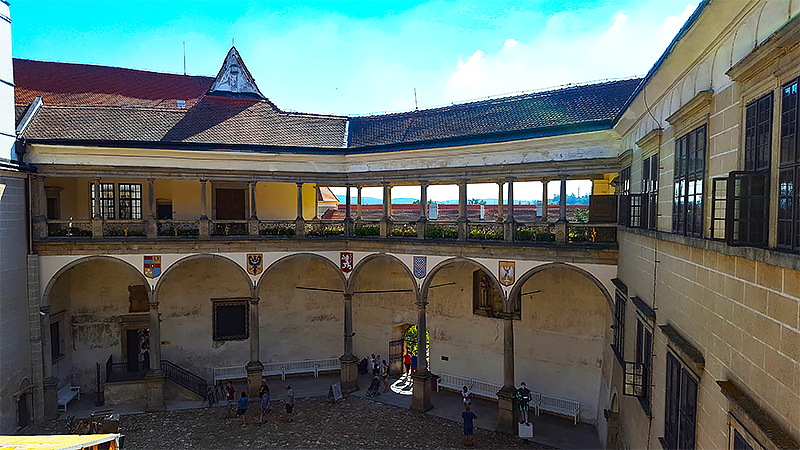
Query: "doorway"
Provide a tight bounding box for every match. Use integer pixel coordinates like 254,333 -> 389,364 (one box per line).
125,328 -> 149,373
215,188 -> 246,220
17,393 -> 29,428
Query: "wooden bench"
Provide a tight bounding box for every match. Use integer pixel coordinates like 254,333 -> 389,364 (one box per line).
57,385 -> 80,413
537,393 -> 580,424
214,358 -> 342,384
437,373 -> 502,400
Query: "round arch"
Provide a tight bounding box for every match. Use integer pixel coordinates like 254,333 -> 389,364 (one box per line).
43,255 -> 152,306
421,257 -> 505,302
256,253 -> 346,297
508,262 -> 613,308
348,253 -> 418,297
154,253 -> 254,300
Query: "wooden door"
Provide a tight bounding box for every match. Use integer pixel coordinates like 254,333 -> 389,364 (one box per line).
216,189 -> 246,220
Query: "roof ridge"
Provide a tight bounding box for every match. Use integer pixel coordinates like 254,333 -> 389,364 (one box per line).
34,103 -> 189,113
12,57 -> 215,80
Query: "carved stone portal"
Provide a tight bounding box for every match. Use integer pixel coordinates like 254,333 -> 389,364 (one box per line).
472,270 -> 520,319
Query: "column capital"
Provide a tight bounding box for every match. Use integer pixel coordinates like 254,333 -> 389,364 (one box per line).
296,181 -> 304,187
40,305 -> 51,314
415,300 -> 429,309
505,176 -> 516,182
558,173 -> 569,180
147,177 -> 156,183
419,181 -> 429,187
149,301 -> 159,308
199,178 -> 208,183
249,296 -> 259,304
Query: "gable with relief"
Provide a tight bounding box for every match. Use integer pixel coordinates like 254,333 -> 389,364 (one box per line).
207,46 -> 265,99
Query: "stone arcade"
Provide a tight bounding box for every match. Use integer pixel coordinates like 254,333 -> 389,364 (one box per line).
2,2 -> 800,449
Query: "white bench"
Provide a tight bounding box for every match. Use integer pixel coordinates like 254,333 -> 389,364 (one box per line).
214,358 -> 341,384
537,393 -> 580,424
437,373 -> 502,400
57,385 -> 80,413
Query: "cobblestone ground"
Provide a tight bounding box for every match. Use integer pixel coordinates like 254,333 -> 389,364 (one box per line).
25,396 -> 554,449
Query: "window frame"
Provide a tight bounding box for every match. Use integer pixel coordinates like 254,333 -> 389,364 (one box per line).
212,298 -> 249,341
49,320 -> 63,362
118,183 -> 143,220
662,351 -> 699,450
612,291 -> 626,365
673,125 -> 707,237
643,154 -> 659,230
778,78 -> 800,251
90,182 -> 116,220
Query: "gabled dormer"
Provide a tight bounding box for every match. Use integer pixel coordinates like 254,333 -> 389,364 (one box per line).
207,46 -> 265,99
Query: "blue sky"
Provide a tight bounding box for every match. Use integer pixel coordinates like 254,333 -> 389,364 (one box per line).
10,0 -> 696,201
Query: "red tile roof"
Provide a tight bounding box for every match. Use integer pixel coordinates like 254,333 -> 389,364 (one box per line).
13,58 -> 214,109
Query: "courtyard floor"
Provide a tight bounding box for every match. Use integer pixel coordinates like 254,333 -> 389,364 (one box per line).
22,373 -> 600,449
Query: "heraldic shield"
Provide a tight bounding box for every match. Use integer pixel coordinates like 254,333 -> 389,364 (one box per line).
413,256 -> 426,279
247,253 -> 263,276
144,255 -> 161,278
340,252 -> 354,273
499,261 -> 515,286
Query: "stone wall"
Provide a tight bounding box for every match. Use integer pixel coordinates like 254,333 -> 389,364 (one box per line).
0,174 -> 34,432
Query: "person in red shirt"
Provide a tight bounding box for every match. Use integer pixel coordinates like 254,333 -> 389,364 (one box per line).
403,351 -> 412,378
225,381 -> 237,419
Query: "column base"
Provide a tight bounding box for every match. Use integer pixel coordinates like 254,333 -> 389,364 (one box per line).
199,219 -> 210,239
379,218 -> 391,238
246,361 -> 264,400
43,377 -> 59,419
503,219 -> 516,241
339,354 -> 359,393
411,370 -> 434,412
555,221 -> 568,244
497,386 -> 518,435
457,219 -> 468,241
295,218 -> 306,238
145,371 -> 165,412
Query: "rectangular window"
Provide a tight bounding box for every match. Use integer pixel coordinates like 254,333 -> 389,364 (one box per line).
90,183 -> 116,220
711,177 -> 728,240
727,172 -> 769,246
212,299 -> 249,341
612,291 -> 626,364
673,125 -> 706,237
663,352 -> 698,450
745,93 -> 773,172
50,321 -> 62,361
118,184 -> 143,220
635,320 -> 652,411
629,194 -> 646,228
643,154 -> 659,229
620,166 -> 631,195
779,79 -> 800,251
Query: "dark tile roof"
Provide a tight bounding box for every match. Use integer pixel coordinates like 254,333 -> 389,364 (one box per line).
24,96 -> 347,148
15,104 -> 28,126
13,58 -> 214,109
348,78 -> 641,148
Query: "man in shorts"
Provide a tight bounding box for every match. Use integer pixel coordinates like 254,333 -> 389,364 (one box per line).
237,391 -> 248,427
285,385 -> 294,422
225,381 -> 236,419
462,405 -> 477,447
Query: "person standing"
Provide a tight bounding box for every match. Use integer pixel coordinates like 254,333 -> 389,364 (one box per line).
462,386 -> 472,408
381,360 -> 389,393
259,390 -> 270,424
285,385 -> 295,422
403,351 -> 412,378
410,353 -> 418,375
237,391 -> 248,427
370,354 -> 378,376
260,379 -> 270,399
462,405 -> 477,447
225,381 -> 237,419
516,381 -> 533,426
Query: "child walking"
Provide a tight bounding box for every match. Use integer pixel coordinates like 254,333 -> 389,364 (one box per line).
237,391 -> 248,427
259,390 -> 270,424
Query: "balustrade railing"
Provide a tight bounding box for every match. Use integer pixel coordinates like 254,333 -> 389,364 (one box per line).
305,220 -> 345,237
568,223 -> 617,244
389,221 -> 417,237
105,355 -> 147,382
103,220 -> 147,237
425,221 -> 459,239
515,222 -> 556,242
157,220 -> 200,237
467,223 -> 504,241
352,221 -> 381,237
258,220 -> 295,237
210,220 -> 248,236
47,220 -> 93,237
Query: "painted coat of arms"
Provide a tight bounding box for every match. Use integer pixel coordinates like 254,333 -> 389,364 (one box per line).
144,255 -> 161,278
340,252 -> 354,273
247,253 -> 263,276
499,261 -> 515,286
413,256 -> 427,279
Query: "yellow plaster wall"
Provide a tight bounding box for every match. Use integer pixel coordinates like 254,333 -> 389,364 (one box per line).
154,179 -> 200,220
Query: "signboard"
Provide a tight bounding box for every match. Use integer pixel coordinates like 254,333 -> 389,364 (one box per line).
331,381 -> 343,401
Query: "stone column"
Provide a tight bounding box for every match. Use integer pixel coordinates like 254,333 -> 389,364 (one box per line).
246,296 -> 264,399
356,186 -> 362,220
417,182 -> 428,239
411,293 -> 433,412
91,178 -> 104,238
295,182 -> 305,238
27,255 -> 47,422
31,176 -> 47,239
541,178 -> 549,222
497,312 -> 517,435
40,304 -> 59,419
379,182 -> 391,238
340,292 -> 359,393
146,178 -> 157,238
198,179 -> 210,238
497,181 -> 504,222
344,184 -> 353,237
313,184 -> 320,220
145,299 -> 165,411
457,180 -> 468,240
555,175 -> 568,244
248,181 -> 259,236
504,178 -> 515,241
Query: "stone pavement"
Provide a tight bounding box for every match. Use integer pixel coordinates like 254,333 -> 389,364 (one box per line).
40,372 -> 599,449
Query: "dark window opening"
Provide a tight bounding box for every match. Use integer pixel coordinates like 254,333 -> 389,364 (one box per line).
50,321 -> 62,361
643,154 -> 659,229
156,203 -> 173,220
213,299 -> 249,341
663,352 -> 698,450
779,79 -> 800,251
612,291 -> 626,364
673,125 -> 706,237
